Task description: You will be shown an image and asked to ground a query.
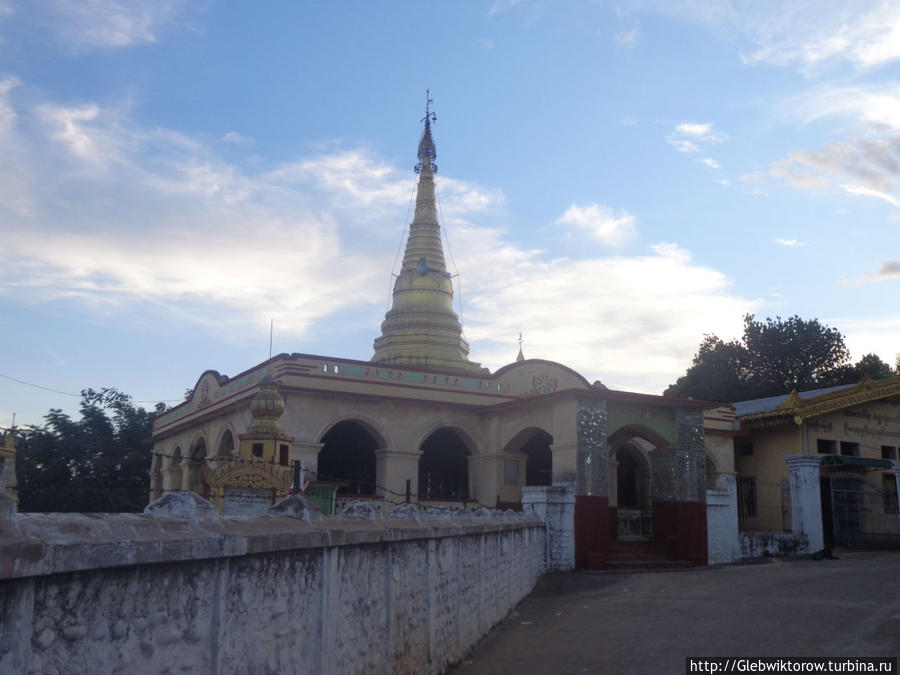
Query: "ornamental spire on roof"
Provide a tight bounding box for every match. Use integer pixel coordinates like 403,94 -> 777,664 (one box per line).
372,93 -> 484,374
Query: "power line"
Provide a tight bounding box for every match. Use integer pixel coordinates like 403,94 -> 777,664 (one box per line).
0,373 -> 181,403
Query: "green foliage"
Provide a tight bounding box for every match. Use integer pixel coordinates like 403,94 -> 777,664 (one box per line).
15,388 -> 166,513
665,314 -> 896,403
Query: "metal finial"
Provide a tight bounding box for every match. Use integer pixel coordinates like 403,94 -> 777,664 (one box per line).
421,89 -> 436,125
416,89 -> 438,174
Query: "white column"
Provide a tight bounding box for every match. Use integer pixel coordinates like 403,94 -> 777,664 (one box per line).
375,448 -> 421,502
522,482 -> 575,572
785,455 -> 824,553
291,441 -> 324,488
892,467 -> 900,529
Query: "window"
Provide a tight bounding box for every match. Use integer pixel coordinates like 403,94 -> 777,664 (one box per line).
884,474 -> 899,515
882,446 -> 898,461
839,441 -> 860,457
736,440 -> 754,457
279,444 -> 289,466
817,439 -> 836,454
737,476 -> 757,518
503,460 -> 519,485
252,443 -> 264,458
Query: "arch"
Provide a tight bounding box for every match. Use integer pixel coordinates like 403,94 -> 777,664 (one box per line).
314,412 -> 390,452
317,420 -> 378,496
149,453 -> 163,501
419,427 -> 471,501
413,420 -> 479,457
502,426 -> 554,487
215,427 -> 236,459
615,443 -> 651,510
608,424 -> 670,452
166,447 -> 184,492
187,437 -> 209,498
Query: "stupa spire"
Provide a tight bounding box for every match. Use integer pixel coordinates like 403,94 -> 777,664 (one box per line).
372,93 -> 483,374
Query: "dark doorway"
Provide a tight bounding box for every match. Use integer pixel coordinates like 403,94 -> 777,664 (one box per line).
522,430 -> 553,486
419,429 -> 470,500
617,446 -> 642,509
318,421 -> 378,495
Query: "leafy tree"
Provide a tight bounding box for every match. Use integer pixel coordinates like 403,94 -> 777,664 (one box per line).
15,388 -> 166,513
665,314 -> 894,402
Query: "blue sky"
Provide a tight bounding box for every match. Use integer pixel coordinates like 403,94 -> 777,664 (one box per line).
1,0 -> 898,427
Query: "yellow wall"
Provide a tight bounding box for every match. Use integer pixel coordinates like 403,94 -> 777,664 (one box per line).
737,399 -> 900,532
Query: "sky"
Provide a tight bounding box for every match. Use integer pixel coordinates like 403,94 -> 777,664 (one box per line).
1,0 -> 899,427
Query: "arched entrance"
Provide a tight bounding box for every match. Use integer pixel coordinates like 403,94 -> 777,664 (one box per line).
419,428 -> 471,501
215,429 -> 235,459
609,426 -> 662,540
502,427 -> 554,487
187,439 -> 209,499
318,421 -> 378,496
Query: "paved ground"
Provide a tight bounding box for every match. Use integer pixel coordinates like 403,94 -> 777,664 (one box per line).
450,550 -> 900,674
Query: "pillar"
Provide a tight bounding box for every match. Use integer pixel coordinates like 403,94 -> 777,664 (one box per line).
650,446 -> 708,565
573,400 -> 610,569
785,455 -> 824,553
522,482 -> 575,572
892,467 -> 900,530
291,441 -> 324,488
375,448 -> 421,503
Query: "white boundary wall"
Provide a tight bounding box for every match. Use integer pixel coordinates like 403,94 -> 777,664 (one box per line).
0,494 -> 544,674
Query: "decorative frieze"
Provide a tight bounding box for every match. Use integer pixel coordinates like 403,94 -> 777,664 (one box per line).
650,447 -> 707,502
576,400 -> 609,496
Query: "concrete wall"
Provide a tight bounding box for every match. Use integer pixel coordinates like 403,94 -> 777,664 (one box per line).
0,494 -> 545,675
706,475 -> 740,565
521,482 -> 575,572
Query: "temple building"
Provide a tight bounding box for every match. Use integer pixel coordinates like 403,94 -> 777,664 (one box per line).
150,102 -> 734,568
733,377 -> 900,548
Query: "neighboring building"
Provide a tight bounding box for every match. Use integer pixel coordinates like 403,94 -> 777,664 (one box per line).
150,104 -> 732,568
734,377 -> 900,546
0,429 -> 17,504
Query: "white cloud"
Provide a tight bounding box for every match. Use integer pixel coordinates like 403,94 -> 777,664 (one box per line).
676,123 -> 712,137
668,138 -> 700,153
621,117 -> 638,126
833,315 -> 900,369
617,26 -> 641,46
37,0 -> 189,52
488,0 -> 520,19
0,80 -> 762,395
788,84 -> 900,133
553,202 -> 636,247
774,237 -> 806,247
837,261 -> 900,288
740,1 -> 900,72
700,157 -> 718,169
461,239 -> 755,392
667,121 -> 727,154
220,131 -> 253,145
633,1 -> 900,73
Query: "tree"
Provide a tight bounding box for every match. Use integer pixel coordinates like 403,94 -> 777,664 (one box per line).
664,314 -> 892,402
15,388 -> 166,513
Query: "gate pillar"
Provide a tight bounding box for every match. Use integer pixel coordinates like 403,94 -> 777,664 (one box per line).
649,446 -> 708,565
573,400 -> 610,569
785,455 -> 824,553
893,467 -> 900,530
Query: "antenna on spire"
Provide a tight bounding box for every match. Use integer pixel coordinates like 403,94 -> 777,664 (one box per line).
516,333 -> 525,362
421,89 -> 436,125
416,89 -> 437,174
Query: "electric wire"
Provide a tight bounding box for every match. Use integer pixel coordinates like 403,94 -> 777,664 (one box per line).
149,449 -> 505,511
434,181 -> 465,332
0,373 -> 182,404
